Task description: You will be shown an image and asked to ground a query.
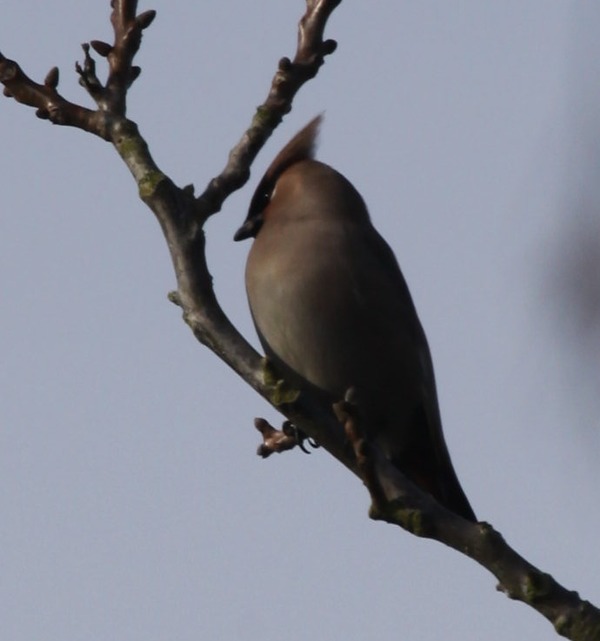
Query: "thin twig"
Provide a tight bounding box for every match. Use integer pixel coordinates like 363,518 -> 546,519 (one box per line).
195,0 -> 343,219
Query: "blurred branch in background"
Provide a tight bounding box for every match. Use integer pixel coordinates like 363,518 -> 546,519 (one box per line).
550,3 -> 600,432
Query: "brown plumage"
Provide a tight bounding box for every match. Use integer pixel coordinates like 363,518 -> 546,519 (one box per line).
235,116 -> 476,521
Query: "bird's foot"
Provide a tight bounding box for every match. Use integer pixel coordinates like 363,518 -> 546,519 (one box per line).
333,387 -> 368,459
255,418 -> 319,458
333,388 -> 387,515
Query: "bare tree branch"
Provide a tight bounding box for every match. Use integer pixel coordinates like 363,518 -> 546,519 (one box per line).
0,53 -> 111,138
196,0 -> 341,217
1,2 -> 599,640
337,396 -> 600,641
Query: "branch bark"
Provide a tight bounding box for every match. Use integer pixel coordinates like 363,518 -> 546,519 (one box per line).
1,2 -> 599,640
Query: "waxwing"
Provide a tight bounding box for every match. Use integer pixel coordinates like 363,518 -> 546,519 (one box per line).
235,116 -> 476,521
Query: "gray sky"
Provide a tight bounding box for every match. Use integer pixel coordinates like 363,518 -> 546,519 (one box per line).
1,2 -> 599,640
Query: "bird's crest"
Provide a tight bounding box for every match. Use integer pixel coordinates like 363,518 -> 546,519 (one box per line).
233,115 -> 323,241
264,114 -> 323,181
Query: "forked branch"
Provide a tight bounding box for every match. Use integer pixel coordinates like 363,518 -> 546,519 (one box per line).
0,1 -> 154,139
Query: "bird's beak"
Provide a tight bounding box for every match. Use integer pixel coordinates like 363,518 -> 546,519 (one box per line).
233,213 -> 263,241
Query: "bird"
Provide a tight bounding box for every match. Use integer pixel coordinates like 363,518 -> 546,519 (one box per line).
234,116 -> 476,522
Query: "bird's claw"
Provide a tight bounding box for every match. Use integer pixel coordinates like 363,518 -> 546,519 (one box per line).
255,418 -> 319,457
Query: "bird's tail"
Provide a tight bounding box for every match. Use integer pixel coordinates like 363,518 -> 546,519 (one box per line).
398,451 -> 477,522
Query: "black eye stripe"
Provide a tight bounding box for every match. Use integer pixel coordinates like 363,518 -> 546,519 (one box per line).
256,190 -> 270,208
248,177 -> 275,217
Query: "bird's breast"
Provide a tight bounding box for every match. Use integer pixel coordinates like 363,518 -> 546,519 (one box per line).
245,219 -> 426,413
